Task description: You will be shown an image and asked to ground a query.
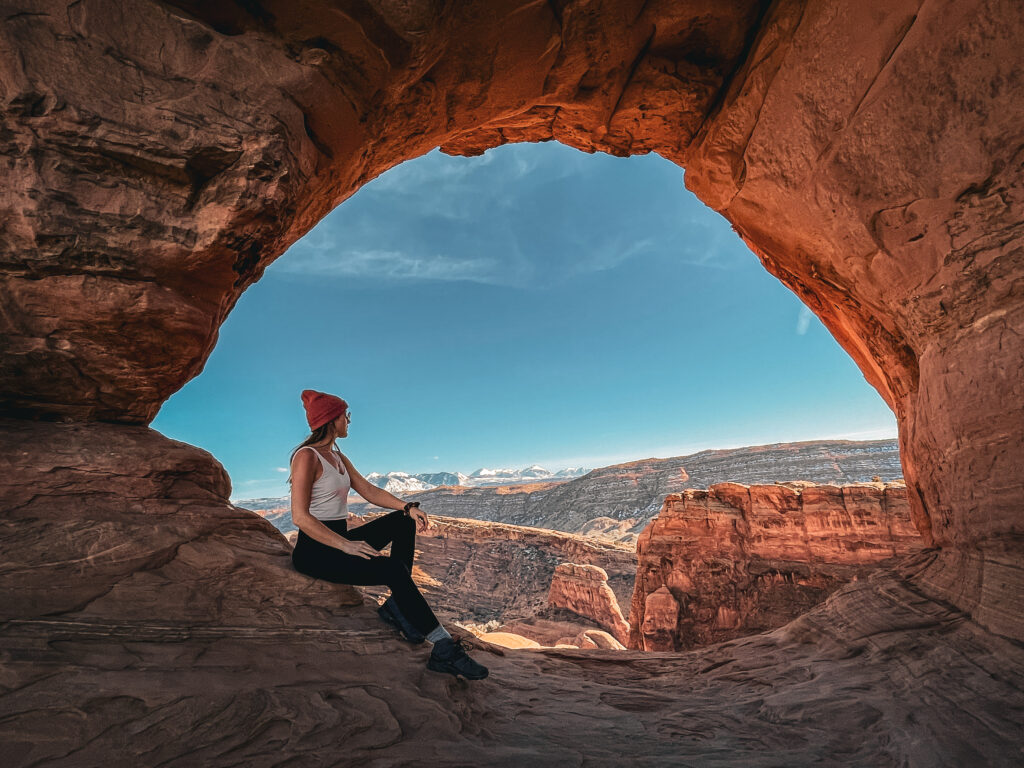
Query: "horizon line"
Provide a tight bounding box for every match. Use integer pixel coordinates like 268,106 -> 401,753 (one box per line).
230,429 -> 900,502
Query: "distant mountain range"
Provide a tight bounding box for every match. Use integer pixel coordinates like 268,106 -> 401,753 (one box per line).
364,465 -> 590,494
238,439 -> 902,543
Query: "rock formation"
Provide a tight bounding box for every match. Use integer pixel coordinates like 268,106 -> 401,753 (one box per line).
557,628 -> 627,650
629,482 -> 923,650
3,566 -> 1022,765
1,0 -> 1022,763
547,562 -> 631,644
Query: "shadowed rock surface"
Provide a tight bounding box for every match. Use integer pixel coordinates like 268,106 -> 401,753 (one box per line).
2,565 -> 1022,766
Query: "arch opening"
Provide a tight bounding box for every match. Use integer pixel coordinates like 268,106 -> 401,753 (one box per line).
1,0 -> 1018,641
0,4 -> 1022,759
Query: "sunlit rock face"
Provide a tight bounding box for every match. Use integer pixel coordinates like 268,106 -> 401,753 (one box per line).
547,562 -> 631,644
682,0 -> 1024,639
628,482 -> 922,650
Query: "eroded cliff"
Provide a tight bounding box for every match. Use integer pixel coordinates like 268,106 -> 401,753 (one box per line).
629,481 -> 922,650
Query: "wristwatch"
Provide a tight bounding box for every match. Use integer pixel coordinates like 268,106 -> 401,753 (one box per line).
402,501 -> 420,515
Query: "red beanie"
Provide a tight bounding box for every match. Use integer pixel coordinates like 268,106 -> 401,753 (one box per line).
301,389 -> 348,430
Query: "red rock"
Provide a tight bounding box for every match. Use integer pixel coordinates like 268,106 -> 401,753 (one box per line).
574,629 -> 626,650
640,586 -> 681,652
479,631 -> 541,649
628,482 -> 922,650
547,562 -> 631,644
0,1 -> 1022,761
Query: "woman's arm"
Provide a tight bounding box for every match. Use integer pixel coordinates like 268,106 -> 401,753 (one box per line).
338,452 -> 430,531
290,448 -> 378,559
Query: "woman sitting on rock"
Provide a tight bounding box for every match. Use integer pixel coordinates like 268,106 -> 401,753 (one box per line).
289,389 -> 488,680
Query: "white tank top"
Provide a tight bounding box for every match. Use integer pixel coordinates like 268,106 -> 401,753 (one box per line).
296,446 -> 350,520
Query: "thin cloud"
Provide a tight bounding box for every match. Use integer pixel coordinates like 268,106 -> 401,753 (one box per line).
279,247 -> 508,285
796,306 -> 814,335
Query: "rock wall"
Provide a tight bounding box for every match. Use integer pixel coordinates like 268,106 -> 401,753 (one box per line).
2,0 -> 1021,643
547,562 -> 631,644
0,418 -> 362,627
683,0 -> 1024,639
628,482 -> 922,650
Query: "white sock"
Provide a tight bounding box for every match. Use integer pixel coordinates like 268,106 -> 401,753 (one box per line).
426,625 -> 452,644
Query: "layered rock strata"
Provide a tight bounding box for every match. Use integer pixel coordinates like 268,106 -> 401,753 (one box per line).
547,562 -> 631,644
345,439 -> 903,537
0,418 -> 363,633
629,482 -> 922,650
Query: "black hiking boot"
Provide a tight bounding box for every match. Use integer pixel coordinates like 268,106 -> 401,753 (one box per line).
427,637 -> 489,680
377,597 -> 425,644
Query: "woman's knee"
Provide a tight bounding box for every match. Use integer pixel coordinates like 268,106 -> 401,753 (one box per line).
378,556 -> 412,584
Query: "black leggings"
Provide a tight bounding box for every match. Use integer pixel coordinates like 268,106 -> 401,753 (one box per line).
291,510 -> 440,635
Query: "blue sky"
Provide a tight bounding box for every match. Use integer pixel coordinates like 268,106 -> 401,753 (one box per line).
151,142 -> 897,501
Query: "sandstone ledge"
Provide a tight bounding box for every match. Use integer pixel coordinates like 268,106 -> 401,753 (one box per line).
1,562 -> 1020,766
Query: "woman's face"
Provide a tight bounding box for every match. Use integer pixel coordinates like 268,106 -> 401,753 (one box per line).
332,410 -> 351,439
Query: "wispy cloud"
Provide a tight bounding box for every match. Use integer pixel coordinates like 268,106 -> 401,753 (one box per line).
796,306 -> 814,335
280,248 -> 507,285
274,143 -> 749,287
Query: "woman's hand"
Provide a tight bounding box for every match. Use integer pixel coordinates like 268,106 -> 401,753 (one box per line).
338,538 -> 379,559
409,506 -> 429,533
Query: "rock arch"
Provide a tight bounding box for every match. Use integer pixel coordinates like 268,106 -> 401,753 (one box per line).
1,0 -> 1021,652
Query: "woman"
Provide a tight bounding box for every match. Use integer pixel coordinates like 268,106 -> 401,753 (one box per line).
289,389 -> 488,680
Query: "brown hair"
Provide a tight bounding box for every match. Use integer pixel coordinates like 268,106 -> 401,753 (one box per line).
288,422 -> 336,482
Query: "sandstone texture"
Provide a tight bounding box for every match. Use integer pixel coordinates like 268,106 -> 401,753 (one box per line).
0,419 -> 362,627
629,482 -> 923,650
2,0 -> 1023,763
2,566 -> 1022,766
546,562 -> 631,644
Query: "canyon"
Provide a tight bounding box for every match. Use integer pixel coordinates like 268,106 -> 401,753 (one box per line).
245,438 -> 904,547
274,480 -> 918,654
1,0 -> 1022,764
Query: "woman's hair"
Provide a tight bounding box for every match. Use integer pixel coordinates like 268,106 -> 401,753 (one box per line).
288,422 -> 336,482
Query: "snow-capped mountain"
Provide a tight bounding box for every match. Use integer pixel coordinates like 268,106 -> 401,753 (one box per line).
416,471 -> 472,487
371,465 -> 588,492
363,471 -> 437,495
467,465 -> 589,485
235,465 -> 590,510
